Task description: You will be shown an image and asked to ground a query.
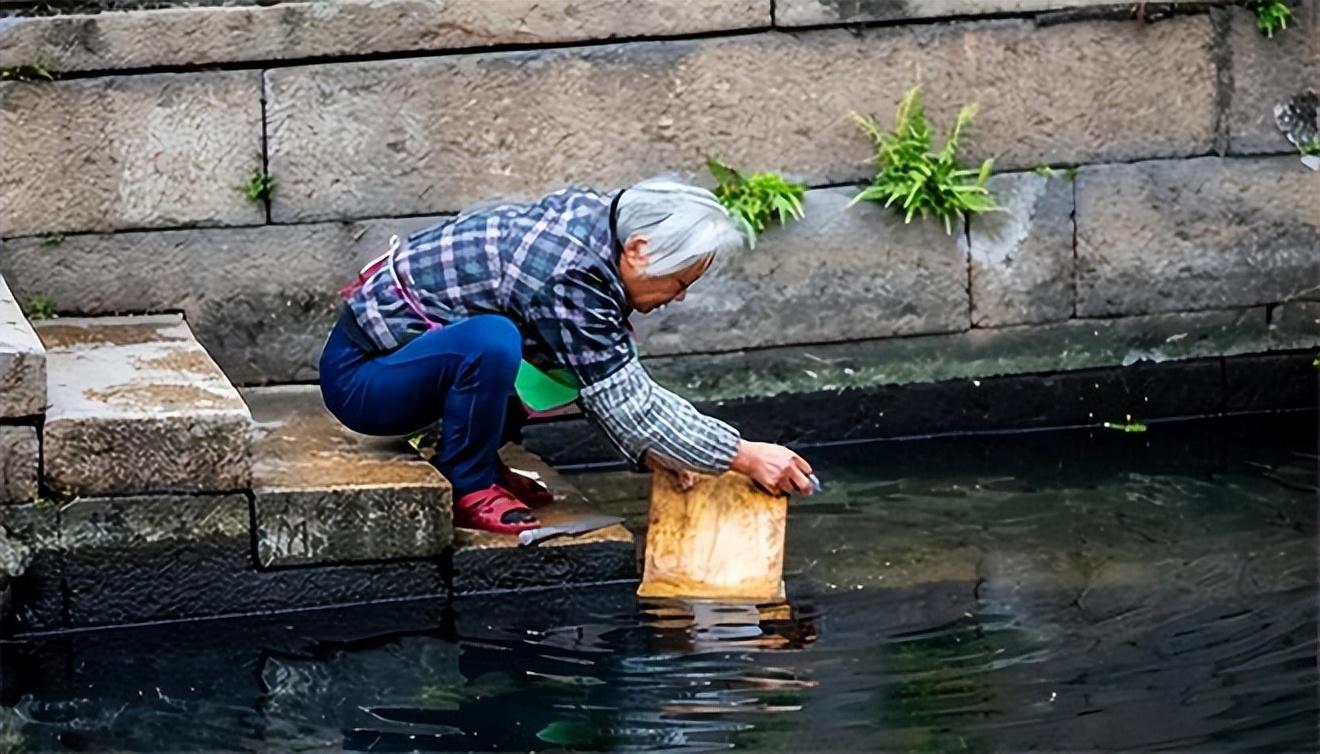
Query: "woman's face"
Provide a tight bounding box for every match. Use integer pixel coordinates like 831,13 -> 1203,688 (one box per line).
618,236 -> 712,313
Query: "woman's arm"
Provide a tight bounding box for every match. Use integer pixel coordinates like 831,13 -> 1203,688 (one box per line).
579,356 -> 740,474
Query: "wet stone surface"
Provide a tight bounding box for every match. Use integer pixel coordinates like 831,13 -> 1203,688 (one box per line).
59,493 -> 446,628
36,315 -> 252,497
244,385 -> 452,568
0,502 -> 61,632
450,446 -> 637,595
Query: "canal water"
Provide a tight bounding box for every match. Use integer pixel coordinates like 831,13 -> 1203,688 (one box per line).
2,413 -> 1315,752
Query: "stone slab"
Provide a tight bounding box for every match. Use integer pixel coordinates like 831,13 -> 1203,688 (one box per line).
0,502 -> 62,632
35,315 -> 252,497
60,493 -> 446,627
0,71 -> 263,237
635,187 -> 968,354
1269,300 -> 1320,351
1076,156 -> 1320,317
1226,1 -> 1319,154
0,426 -> 38,505
1,224 -> 359,385
647,307 -> 1268,403
244,385 -> 452,568
450,445 -> 636,594
0,0 -> 769,73
266,16 -> 1215,221
965,172 -> 1075,327
776,0 -> 1200,26
0,272 -> 45,418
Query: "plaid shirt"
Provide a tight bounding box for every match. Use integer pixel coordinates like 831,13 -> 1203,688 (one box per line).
344,187 -> 740,473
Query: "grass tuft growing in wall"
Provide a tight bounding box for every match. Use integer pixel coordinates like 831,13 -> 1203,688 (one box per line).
26,295 -> 57,321
707,157 -> 806,247
0,63 -> 56,82
1250,0 -> 1293,37
238,171 -> 275,204
850,85 -> 997,235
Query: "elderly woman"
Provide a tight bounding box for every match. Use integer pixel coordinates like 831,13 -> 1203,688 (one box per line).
320,179 -> 815,534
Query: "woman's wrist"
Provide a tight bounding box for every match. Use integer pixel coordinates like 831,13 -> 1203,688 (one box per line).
730,439 -> 752,475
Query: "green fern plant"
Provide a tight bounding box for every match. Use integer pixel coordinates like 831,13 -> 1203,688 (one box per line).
1250,0 -> 1292,36
26,295 -> 57,320
238,170 -> 275,203
706,157 -> 806,246
850,86 -> 997,234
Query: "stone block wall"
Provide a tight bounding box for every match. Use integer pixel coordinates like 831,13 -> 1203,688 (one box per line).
0,0 -> 1316,398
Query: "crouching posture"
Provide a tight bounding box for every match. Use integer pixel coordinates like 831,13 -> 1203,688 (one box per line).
320,179 -> 814,534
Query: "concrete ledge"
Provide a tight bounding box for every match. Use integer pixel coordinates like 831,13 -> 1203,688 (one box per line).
0,71 -> 264,236
450,446 -> 636,595
0,426 -> 38,504
1076,156 -> 1320,317
60,493 -> 445,627
0,0 -> 770,73
648,307 -> 1275,403
36,315 -> 253,496
525,350 -> 1318,465
0,274 -> 45,419
244,385 -> 453,568
266,15 -> 1215,221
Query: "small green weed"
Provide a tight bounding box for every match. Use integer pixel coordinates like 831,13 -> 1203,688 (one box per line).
0,63 -> 55,82
1298,138 -> 1320,156
850,86 -> 997,234
1103,419 -> 1148,433
26,295 -> 57,320
1033,165 -> 1057,177
1065,166 -> 1079,181
706,157 -> 806,246
40,233 -> 64,247
1250,0 -> 1292,36
238,171 -> 275,203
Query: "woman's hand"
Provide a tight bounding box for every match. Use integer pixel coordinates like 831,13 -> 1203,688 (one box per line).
731,441 -> 814,496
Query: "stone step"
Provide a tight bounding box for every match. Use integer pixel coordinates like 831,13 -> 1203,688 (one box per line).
34,315 -> 252,497
0,273 -> 45,420
0,274 -> 43,505
451,445 -> 637,595
242,385 -> 452,568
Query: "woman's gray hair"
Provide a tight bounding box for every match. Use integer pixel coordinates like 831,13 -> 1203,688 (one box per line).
615,178 -> 746,278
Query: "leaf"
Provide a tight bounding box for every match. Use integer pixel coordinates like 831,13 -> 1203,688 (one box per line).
706,156 -> 743,191
536,720 -> 600,746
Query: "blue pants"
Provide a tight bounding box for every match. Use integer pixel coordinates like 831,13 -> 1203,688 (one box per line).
319,314 -> 524,498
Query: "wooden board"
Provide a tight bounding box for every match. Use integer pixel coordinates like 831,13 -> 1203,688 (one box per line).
637,470 -> 787,602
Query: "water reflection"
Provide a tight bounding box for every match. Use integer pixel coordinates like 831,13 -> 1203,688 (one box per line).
0,414 -> 1316,752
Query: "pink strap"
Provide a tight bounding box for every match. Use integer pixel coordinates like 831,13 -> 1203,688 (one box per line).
385,235 -> 443,331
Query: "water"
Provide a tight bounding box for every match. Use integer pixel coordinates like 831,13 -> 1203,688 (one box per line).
2,414 -> 1316,752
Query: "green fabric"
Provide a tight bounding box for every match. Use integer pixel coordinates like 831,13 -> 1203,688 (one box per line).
515,360 -> 581,411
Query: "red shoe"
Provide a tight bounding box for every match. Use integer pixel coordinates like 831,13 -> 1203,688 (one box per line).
453,485 -> 539,534
496,462 -> 556,508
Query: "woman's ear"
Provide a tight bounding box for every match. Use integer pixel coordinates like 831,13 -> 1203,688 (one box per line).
621,235 -> 650,273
